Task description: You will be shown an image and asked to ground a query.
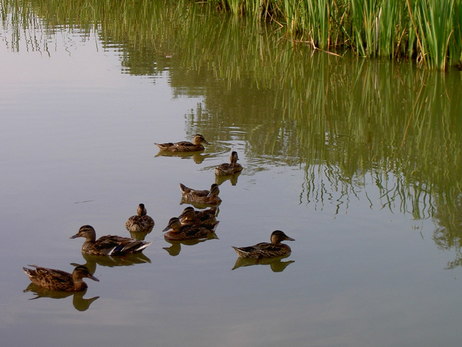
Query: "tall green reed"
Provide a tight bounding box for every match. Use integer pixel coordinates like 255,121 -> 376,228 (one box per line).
204,0 -> 462,70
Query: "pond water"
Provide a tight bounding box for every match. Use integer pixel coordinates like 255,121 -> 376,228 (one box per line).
1,1 -> 462,346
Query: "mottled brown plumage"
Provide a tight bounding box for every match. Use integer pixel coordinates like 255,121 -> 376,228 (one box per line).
180,183 -> 222,206
71,225 -> 151,256
155,134 -> 209,152
215,151 -> 243,176
178,206 -> 218,228
232,230 -> 295,259
23,265 -> 99,292
125,203 -> 155,233
162,217 -> 217,241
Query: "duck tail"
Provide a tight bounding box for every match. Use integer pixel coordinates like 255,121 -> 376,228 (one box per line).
232,246 -> 249,258
179,183 -> 191,193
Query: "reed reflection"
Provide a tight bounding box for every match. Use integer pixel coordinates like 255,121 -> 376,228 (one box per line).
23,284 -> 99,312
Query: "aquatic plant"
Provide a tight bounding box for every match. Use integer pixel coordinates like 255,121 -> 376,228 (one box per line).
205,0 -> 462,70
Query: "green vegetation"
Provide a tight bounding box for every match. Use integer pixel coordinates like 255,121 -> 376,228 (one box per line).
207,0 -> 462,70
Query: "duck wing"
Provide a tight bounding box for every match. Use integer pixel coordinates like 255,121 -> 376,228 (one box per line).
94,235 -> 150,255
23,265 -> 72,290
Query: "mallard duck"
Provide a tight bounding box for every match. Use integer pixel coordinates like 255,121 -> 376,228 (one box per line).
162,217 -> 217,241
215,151 -> 243,176
232,230 -> 295,259
125,203 -> 155,233
178,206 -> 218,228
23,265 -> 99,292
155,134 -> 209,152
71,225 -> 151,256
180,183 -> 222,206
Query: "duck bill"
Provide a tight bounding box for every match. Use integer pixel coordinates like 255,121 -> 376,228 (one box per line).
285,236 -> 295,241
88,274 -> 99,282
70,233 -> 80,239
162,226 -> 170,232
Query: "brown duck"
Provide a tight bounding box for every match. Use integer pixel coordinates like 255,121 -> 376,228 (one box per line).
162,217 -> 217,241
232,230 -> 295,259
155,134 -> 209,152
215,151 -> 243,176
180,183 -> 222,206
125,203 -> 155,233
23,265 -> 99,292
71,225 -> 151,256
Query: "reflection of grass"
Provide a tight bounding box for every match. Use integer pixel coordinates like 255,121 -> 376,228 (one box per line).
4,0 -> 462,264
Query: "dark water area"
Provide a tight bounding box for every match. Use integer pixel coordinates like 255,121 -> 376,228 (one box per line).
1,1 -> 462,346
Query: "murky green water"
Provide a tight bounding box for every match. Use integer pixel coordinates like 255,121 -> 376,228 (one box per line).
1,1 -> 462,346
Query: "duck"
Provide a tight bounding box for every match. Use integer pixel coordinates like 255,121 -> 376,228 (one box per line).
23,265 -> 99,292
125,203 -> 155,233
71,225 -> 151,256
178,206 -> 218,228
162,217 -> 217,241
232,230 -> 295,259
180,183 -> 222,206
215,151 -> 243,176
155,134 -> 209,152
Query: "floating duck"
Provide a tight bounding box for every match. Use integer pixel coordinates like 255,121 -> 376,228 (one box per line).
125,203 -> 155,233
22,264 -> 99,292
162,217 -> 217,241
232,230 -> 295,259
155,134 -> 209,152
215,151 -> 243,176
180,183 -> 221,207
178,206 -> 218,228
71,225 -> 151,256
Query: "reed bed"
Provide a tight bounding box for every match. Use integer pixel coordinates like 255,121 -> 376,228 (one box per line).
206,0 -> 462,70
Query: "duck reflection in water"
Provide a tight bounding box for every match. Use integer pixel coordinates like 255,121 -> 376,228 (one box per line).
232,256 -> 295,272
79,251 -> 151,270
23,283 -> 99,311
163,235 -> 218,256
215,171 -> 241,186
154,150 -> 209,164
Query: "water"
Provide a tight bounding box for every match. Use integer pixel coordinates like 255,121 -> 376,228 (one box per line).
1,1 -> 462,346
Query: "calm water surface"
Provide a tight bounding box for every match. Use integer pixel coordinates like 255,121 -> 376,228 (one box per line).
1,1 -> 462,347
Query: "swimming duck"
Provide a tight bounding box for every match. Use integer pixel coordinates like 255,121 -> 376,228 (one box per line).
215,151 -> 243,176
232,230 -> 295,259
180,183 -> 222,206
125,203 -> 155,233
155,134 -> 209,152
71,225 -> 151,256
162,217 -> 217,241
23,265 -> 99,292
178,206 -> 218,228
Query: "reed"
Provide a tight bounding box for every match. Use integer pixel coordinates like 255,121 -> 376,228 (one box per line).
202,0 -> 462,70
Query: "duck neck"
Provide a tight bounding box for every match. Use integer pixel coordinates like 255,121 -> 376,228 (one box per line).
72,276 -> 88,291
